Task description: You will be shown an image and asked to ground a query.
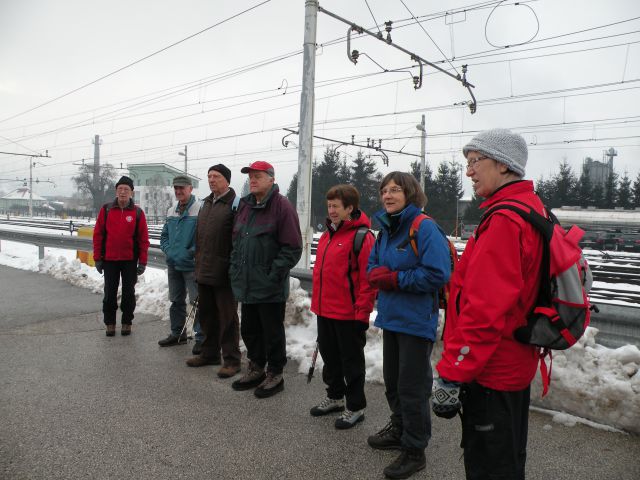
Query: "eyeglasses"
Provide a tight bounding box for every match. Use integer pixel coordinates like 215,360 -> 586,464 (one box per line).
466,156 -> 489,170
380,186 -> 403,196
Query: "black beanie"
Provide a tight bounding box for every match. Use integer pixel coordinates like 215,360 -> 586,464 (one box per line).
208,164 -> 231,184
115,176 -> 134,190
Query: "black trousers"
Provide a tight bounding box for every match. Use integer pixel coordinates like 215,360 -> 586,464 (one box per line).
102,260 -> 137,325
317,316 -> 367,411
240,302 -> 286,375
461,382 -> 530,480
383,330 -> 434,450
198,283 -> 241,366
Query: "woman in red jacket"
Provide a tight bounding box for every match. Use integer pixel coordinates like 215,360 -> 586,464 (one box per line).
310,184 -> 376,429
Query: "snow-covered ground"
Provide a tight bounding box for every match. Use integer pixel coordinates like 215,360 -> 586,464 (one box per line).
1,239 -> 639,434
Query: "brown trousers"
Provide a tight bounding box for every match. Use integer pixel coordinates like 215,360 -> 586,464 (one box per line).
197,283 -> 241,367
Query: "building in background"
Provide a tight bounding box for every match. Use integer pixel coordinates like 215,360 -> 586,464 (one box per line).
127,163 -> 200,224
0,187 -> 48,213
584,148 -> 617,187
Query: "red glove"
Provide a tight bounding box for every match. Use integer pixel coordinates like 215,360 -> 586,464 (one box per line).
368,266 -> 399,291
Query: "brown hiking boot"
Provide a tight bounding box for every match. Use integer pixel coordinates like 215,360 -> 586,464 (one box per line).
106,324 -> 116,337
217,364 -> 241,378
185,356 -> 221,367
231,362 -> 266,391
254,372 -> 284,398
121,324 -> 132,336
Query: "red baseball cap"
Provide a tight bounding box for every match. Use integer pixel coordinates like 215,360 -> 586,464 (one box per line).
241,161 -> 274,176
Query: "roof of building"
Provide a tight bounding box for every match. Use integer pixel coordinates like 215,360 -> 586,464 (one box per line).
127,163 -> 201,180
1,188 -> 47,201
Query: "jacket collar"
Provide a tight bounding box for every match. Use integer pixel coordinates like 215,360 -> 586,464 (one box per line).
111,198 -> 135,210
175,194 -> 196,213
479,180 -> 533,209
244,184 -> 279,209
325,209 -> 371,233
374,203 -> 421,232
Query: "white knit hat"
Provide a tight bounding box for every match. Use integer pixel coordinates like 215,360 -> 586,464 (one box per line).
463,128 -> 528,177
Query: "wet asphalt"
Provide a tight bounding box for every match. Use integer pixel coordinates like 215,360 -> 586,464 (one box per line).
1,265 -> 639,480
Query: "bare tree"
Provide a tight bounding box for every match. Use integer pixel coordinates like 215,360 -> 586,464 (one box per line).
72,163 -> 117,214
146,174 -> 171,224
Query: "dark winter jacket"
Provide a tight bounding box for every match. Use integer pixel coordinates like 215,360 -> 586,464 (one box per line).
93,198 -> 150,264
229,184 -> 302,304
437,180 -> 544,391
311,211 -> 376,323
368,203 -> 450,340
195,189 -> 237,286
160,194 -> 200,271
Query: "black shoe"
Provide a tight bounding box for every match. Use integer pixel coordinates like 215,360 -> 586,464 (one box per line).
383,449 -> 426,479
368,421 -> 402,450
158,334 -> 187,347
192,341 -> 203,355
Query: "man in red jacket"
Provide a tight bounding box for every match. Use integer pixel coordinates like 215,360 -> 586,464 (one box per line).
93,176 -> 150,337
433,129 -> 545,480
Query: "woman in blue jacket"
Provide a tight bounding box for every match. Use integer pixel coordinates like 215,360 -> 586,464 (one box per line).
366,172 -> 451,480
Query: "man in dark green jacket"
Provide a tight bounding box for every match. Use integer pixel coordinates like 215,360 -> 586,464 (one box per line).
230,161 -> 302,398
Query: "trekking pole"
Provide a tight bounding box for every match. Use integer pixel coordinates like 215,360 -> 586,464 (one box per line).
307,340 -> 319,384
180,296 -> 199,341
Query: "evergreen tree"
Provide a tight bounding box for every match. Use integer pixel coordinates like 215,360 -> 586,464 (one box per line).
286,173 -> 297,206
549,160 -> 577,208
311,147 -> 350,226
616,171 -> 633,209
603,170 -> 618,209
535,176 -> 553,206
592,183 -> 604,208
427,161 -> 463,234
350,150 -> 382,220
575,164 -> 593,207
409,160 -> 435,197
462,192 -> 485,224
632,172 -> 640,207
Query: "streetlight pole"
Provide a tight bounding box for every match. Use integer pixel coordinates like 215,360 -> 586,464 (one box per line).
416,115 -> 426,192
179,146 -> 188,173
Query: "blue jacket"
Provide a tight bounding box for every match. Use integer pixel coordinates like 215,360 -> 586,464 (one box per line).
160,195 -> 201,271
368,203 -> 451,340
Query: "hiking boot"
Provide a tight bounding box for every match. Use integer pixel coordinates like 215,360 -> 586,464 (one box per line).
121,324 -> 132,336
254,372 -> 284,398
185,355 -> 221,367
158,334 -> 187,347
231,362 -> 266,391
105,324 -> 116,337
191,341 -> 203,355
335,408 -> 365,429
383,448 -> 426,479
217,364 -> 241,378
310,397 -> 345,417
368,421 -> 402,450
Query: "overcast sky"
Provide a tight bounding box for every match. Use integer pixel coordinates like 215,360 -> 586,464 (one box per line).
1,0 -> 639,201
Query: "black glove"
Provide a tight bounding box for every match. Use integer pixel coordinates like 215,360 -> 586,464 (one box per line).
432,377 -> 462,419
95,260 -> 103,274
136,264 -> 146,275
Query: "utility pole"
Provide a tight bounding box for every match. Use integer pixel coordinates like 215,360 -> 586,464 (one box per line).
295,0 -> 318,269
92,135 -> 102,215
416,115 -> 426,192
179,145 -> 188,173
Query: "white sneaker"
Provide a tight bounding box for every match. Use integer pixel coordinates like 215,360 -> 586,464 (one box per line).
335,408 -> 365,429
310,397 -> 345,417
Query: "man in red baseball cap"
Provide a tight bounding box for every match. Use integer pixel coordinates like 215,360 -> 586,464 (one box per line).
230,160 -> 302,398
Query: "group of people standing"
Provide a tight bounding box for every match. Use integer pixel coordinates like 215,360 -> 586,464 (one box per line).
93,128 -> 546,480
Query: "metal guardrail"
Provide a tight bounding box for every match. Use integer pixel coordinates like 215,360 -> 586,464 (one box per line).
1,229 -> 637,348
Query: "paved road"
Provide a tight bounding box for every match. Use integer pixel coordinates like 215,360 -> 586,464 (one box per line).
1,265 -> 639,480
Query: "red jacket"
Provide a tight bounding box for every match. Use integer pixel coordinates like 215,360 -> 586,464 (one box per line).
311,211 -> 376,323
93,199 -> 150,265
437,181 -> 544,391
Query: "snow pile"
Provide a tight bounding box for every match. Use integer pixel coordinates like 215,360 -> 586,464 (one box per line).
530,327 -> 640,433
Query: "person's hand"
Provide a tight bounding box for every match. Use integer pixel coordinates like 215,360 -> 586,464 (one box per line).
95,260 -> 103,274
432,377 -> 462,419
367,266 -> 398,290
136,264 -> 146,276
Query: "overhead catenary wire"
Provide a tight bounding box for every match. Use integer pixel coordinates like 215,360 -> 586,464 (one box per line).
0,0 -> 273,125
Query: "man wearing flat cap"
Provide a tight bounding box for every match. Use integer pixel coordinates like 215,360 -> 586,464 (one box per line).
229,161 -> 302,398
432,129 -> 545,479
186,164 -> 242,379
93,175 -> 150,337
158,175 -> 204,352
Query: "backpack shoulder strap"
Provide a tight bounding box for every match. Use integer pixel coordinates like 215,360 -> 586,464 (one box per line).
352,226 -> 371,259
408,213 -> 430,257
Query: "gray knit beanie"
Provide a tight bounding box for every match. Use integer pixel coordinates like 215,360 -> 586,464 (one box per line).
463,128 -> 528,177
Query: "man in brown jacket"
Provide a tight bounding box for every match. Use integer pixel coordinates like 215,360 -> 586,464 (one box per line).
185,164 -> 241,378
